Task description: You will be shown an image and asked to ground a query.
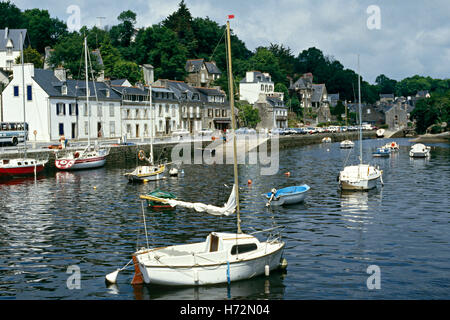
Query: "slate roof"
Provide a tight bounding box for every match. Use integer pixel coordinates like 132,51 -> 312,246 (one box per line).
0,28 -> 27,51
266,96 -> 286,108
311,84 -> 325,102
328,93 -> 340,102
379,93 -> 394,99
185,59 -> 221,75
32,68 -> 120,100
240,71 -> 272,83
110,79 -> 129,86
290,74 -> 313,90
164,80 -> 201,101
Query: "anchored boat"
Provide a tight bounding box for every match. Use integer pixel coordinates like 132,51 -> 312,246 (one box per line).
372,147 -> 391,157
340,140 -> 355,149
264,185 -> 310,206
338,56 -> 383,191
409,143 -> 431,158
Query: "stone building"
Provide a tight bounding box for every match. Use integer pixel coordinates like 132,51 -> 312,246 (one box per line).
185,59 -> 221,88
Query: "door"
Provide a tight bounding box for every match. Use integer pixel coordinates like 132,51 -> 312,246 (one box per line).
71,123 -> 76,139
59,123 -> 64,136
165,119 -> 170,135
135,124 -> 139,138
97,122 -> 102,137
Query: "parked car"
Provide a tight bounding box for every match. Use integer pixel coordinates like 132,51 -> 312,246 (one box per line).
306,127 -> 317,134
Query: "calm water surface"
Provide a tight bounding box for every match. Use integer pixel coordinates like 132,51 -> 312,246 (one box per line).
0,138 -> 449,299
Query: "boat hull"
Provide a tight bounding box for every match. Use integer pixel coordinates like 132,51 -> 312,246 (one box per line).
340,176 -> 378,190
0,158 -> 47,178
136,243 -> 285,286
55,156 -> 107,170
125,165 -> 166,182
0,164 -> 45,177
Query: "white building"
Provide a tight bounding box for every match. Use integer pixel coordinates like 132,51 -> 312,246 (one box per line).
0,28 -> 28,71
239,71 -> 276,104
1,64 -> 121,142
111,84 -> 181,139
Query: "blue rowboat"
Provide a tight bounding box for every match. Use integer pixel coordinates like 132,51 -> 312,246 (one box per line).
264,184 -> 310,206
372,147 -> 390,157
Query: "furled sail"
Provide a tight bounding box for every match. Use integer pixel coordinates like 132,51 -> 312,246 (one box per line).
140,184 -> 237,216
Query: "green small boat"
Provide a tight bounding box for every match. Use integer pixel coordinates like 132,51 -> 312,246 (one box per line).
142,189 -> 176,209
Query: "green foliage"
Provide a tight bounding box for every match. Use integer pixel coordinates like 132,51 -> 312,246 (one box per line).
22,8 -> 68,53
110,60 -> 142,84
237,103 -> 260,128
274,83 -> 289,103
14,46 -> 43,68
0,1 -> 24,28
411,90 -> 450,134
48,32 -> 102,80
247,47 -> 283,84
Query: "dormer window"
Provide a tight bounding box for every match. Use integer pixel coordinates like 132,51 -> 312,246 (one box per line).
62,84 -> 67,95
106,90 -> 110,98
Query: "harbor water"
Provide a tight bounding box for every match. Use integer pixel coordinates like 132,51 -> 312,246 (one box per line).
0,137 -> 449,299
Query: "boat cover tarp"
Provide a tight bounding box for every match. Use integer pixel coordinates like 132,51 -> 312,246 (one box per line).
141,184 -> 237,216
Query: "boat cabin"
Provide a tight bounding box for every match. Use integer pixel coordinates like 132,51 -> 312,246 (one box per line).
205,232 -> 260,255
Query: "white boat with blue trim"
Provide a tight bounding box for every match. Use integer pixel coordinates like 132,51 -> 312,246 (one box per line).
265,185 -> 310,206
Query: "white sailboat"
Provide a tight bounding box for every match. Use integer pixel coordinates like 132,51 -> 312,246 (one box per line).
338,56 -> 383,191
55,37 -> 109,170
0,32 -> 48,179
106,17 -> 286,286
124,86 -> 166,182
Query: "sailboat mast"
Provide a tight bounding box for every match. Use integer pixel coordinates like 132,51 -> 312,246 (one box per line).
85,37 -> 90,147
20,32 -> 27,158
358,55 -> 362,164
149,85 -> 154,164
226,19 -> 241,234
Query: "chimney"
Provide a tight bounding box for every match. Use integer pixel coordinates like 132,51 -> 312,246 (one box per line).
246,71 -> 254,82
4,27 -> 8,39
142,64 -> 154,85
54,67 -> 66,82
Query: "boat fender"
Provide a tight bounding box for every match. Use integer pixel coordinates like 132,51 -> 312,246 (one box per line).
138,150 -> 146,161
265,265 -> 270,276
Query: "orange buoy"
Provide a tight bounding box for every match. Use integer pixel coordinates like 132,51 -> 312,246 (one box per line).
247,179 -> 252,185
284,172 -> 291,176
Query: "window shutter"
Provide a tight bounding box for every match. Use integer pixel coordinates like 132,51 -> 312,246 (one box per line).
56,104 -> 60,115
76,104 -> 79,116
63,104 -> 66,115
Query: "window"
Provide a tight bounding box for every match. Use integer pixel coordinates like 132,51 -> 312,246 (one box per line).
126,124 -> 131,135
6,47 -> 12,55
215,109 -> 220,117
6,60 -> 13,69
222,109 -> 226,117
261,85 -> 264,91
109,103 -> 114,117
56,103 -> 65,116
26,85 -> 32,101
84,121 -> 89,135
69,103 -> 77,116
208,109 -> 212,117
58,123 -> 64,135
97,103 -> 103,117
109,121 -> 115,136
13,86 -> 19,97
62,85 -> 67,95
230,243 -> 257,255
159,105 -> 162,117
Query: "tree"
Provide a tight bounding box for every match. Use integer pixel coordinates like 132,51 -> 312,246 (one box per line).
274,83 -> 289,103
162,0 -> 197,57
99,40 -> 122,78
411,90 -> 450,134
110,10 -> 137,58
110,60 -> 142,84
247,47 -> 283,84
148,25 -> 188,80
22,8 -> 68,53
0,1 -> 24,28
375,74 -> 397,94
237,103 -> 260,128
14,47 -> 43,68
48,31 -> 102,80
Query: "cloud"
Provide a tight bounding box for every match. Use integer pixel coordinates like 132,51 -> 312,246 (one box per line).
10,0 -> 450,82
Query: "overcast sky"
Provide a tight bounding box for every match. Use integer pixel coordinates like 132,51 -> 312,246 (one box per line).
11,0 -> 450,83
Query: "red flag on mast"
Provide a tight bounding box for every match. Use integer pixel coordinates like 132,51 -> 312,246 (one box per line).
227,14 -> 235,19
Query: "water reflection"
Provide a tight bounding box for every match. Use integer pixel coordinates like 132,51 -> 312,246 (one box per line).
129,272 -> 286,300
